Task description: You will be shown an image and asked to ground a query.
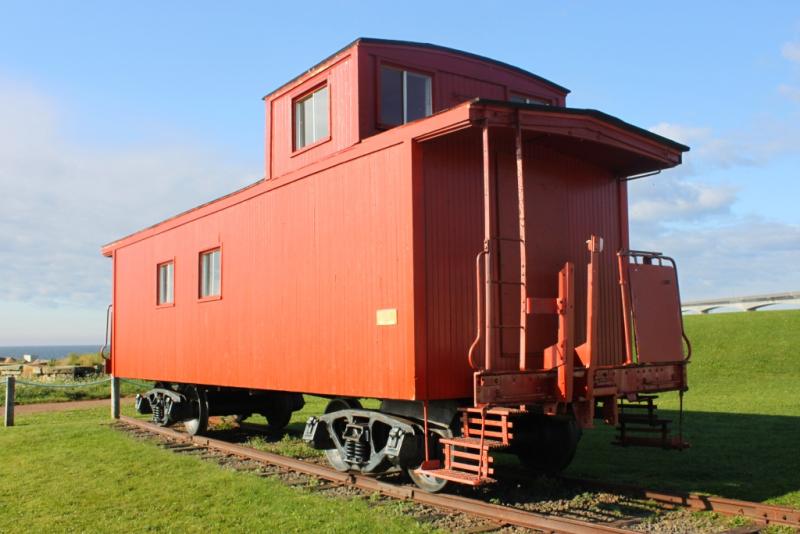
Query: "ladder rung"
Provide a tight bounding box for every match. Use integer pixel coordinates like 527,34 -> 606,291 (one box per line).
464,418 -> 514,428
449,460 -> 481,473
450,460 -> 494,475
450,449 -> 495,462
441,437 -> 507,449
463,430 -> 513,440
460,407 -> 520,415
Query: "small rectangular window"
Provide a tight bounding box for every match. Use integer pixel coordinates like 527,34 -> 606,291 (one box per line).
509,93 -> 549,105
199,248 -> 221,298
157,261 -> 174,305
380,66 -> 432,126
294,85 -> 329,150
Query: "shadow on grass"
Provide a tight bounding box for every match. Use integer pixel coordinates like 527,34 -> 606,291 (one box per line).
202,420 -> 307,444
203,410 -> 799,506
565,409 -> 800,504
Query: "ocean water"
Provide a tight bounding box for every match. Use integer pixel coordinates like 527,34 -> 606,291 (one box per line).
0,345 -> 101,360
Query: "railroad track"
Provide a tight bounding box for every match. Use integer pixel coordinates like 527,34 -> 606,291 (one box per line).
116,416 -> 799,533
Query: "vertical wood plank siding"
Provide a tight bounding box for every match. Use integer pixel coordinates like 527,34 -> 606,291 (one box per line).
114,142 -> 417,400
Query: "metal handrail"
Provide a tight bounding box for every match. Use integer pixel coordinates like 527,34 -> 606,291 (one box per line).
467,250 -> 487,370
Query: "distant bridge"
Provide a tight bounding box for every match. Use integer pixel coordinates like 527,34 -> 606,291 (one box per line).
682,291 -> 800,314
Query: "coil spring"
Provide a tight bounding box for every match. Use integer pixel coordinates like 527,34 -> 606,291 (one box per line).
344,438 -> 369,464
353,440 -> 369,463
151,402 -> 164,425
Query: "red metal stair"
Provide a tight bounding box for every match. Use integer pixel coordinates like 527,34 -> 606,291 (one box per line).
416,407 -> 514,486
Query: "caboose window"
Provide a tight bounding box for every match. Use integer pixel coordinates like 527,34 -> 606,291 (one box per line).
199,248 -> 221,298
509,93 -> 550,105
294,85 -> 329,150
157,261 -> 174,305
380,66 -> 432,126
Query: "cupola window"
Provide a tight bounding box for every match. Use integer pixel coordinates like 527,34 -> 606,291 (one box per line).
380,66 -> 432,126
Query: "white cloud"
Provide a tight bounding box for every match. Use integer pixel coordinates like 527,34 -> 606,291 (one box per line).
0,80 -> 256,311
782,41 -> 800,63
631,218 -> 800,300
628,177 -> 736,223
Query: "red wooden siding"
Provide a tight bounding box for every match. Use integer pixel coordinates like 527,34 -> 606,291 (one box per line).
421,128 -> 627,400
114,141 -> 418,400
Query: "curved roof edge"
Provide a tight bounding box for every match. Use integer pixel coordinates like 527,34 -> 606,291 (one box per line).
262,37 -> 570,100
473,99 -> 690,153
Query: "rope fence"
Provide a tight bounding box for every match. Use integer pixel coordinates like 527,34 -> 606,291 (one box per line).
2,375 -> 154,427
13,377 -> 113,388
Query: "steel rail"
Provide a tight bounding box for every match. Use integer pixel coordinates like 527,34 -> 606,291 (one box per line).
118,416 -> 627,534
560,476 -> 800,529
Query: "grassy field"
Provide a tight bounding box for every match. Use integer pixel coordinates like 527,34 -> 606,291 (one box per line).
1,310 -> 797,532
0,406 -> 435,533
565,309 -> 800,508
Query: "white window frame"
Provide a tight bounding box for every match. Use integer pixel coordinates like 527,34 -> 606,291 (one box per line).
199,248 -> 221,299
380,66 -> 432,126
294,84 -> 330,150
157,260 -> 174,306
509,93 -> 550,105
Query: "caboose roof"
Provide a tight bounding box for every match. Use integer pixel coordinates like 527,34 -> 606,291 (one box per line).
262,37 -> 570,100
476,99 -> 689,152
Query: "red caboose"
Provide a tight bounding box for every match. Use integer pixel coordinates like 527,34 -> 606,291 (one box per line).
103,38 -> 690,491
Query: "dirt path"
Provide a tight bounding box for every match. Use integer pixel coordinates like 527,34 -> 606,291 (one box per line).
15,397 -> 135,415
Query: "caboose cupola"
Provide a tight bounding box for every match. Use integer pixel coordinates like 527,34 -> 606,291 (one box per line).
263,38 -> 570,179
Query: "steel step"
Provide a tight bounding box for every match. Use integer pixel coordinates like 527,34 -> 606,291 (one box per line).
414,468 -> 495,486
440,436 -> 508,450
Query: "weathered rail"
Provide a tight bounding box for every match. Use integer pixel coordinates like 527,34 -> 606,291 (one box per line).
118,416 -> 800,532
560,476 -> 800,530
118,416 -> 628,533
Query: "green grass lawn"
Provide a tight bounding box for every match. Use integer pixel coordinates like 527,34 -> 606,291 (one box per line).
0,406 -> 436,534
565,309 -> 800,509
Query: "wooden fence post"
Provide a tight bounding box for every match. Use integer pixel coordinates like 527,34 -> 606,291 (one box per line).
111,376 -> 120,419
4,376 -> 14,427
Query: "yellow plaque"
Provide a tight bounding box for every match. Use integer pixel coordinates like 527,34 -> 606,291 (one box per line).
376,308 -> 398,326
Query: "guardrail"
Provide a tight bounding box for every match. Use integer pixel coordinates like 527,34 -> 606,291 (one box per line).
682,291 -> 800,314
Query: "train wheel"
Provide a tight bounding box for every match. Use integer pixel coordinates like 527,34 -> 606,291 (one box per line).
181,385 -> 209,436
514,415 -> 581,476
406,428 -> 449,493
263,406 -> 291,430
322,398 -> 362,471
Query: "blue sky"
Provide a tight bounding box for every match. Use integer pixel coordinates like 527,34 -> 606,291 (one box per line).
1,1 -> 799,344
